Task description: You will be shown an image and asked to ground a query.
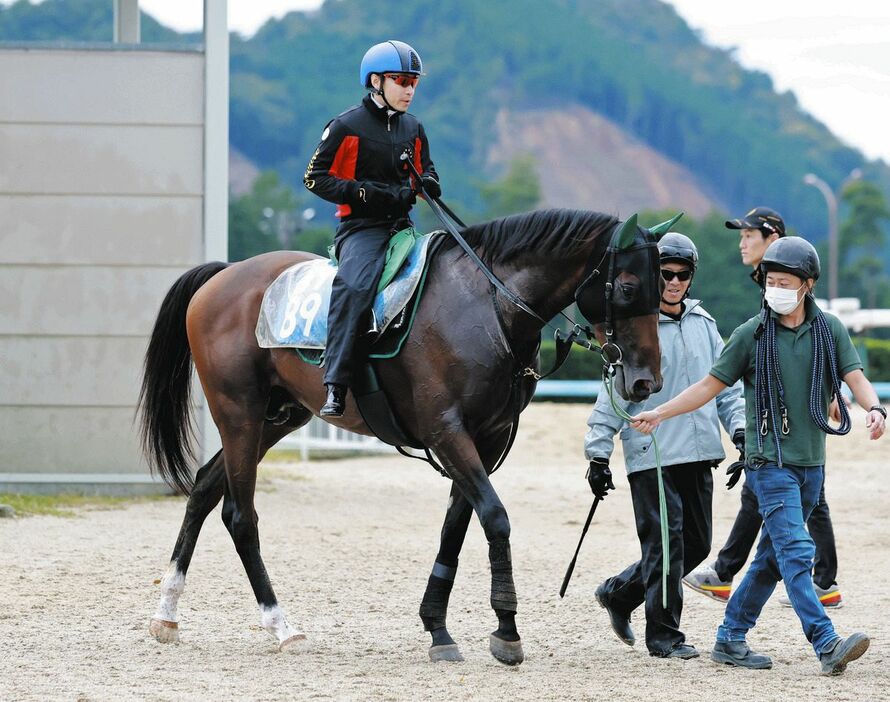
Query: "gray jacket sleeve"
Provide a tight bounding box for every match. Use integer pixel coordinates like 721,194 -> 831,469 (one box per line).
584,388 -> 629,461
711,328 -> 746,435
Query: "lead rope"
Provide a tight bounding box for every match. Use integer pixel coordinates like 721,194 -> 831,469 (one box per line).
603,365 -> 670,609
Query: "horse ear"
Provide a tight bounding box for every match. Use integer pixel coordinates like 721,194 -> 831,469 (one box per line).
648,212 -> 684,239
614,214 -> 639,250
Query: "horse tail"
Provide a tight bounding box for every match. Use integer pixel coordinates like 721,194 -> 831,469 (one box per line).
137,261 -> 229,495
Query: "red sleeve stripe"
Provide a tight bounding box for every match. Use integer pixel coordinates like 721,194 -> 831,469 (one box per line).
330,135 -> 359,218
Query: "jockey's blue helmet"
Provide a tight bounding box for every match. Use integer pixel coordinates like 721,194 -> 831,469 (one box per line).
360,41 -> 423,88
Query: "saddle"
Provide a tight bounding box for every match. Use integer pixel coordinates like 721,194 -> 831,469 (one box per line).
255,229 -> 442,451
255,228 -> 434,352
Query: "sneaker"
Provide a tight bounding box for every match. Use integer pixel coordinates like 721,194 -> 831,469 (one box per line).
778,582 -> 843,609
682,563 -> 732,603
819,633 -> 869,676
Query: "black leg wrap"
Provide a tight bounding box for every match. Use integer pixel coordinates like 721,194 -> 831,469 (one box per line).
489,540 -> 517,613
419,574 -> 455,631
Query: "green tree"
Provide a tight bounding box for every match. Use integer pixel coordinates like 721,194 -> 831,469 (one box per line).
839,179 -> 890,307
479,155 -> 542,219
229,171 -> 312,261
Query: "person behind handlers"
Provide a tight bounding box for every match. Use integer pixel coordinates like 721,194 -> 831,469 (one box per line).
684,207 -> 847,609
303,40 -> 440,417
630,236 -> 886,675
584,232 -> 746,659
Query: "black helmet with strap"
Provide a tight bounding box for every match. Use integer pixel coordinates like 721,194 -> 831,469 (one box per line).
658,232 -> 698,271
760,236 -> 820,281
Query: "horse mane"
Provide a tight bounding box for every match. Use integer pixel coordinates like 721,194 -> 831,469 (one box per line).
445,208 -> 618,264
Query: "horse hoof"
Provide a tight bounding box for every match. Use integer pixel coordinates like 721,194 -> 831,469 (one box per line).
149,618 -> 179,644
278,633 -> 310,653
489,633 -> 524,666
429,643 -> 464,662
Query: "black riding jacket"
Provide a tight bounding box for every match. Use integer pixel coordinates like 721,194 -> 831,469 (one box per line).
303,95 -> 438,227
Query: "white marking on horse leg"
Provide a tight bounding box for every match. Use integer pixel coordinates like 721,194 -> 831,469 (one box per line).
260,604 -> 307,651
154,562 -> 186,623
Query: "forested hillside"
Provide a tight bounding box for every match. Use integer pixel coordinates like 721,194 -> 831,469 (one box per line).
3,0 -> 889,236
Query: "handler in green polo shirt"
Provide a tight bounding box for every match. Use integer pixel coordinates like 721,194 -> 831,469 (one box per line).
630,237 -> 886,676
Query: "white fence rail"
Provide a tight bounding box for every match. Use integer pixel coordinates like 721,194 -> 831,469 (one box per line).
275,417 -> 392,460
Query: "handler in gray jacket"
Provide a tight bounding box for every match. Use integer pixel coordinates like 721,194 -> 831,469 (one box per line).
586,232 -> 745,659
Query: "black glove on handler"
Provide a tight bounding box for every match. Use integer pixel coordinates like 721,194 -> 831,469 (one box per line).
587,458 -> 615,499
725,428 -> 746,490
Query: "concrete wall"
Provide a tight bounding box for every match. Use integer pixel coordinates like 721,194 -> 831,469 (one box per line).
0,47 -> 206,492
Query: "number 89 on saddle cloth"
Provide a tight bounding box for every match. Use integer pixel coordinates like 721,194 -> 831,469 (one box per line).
255,229 -> 434,351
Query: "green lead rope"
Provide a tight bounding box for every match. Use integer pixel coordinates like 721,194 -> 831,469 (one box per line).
603,368 -> 670,609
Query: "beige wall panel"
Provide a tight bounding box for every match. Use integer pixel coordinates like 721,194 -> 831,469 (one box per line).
0,124 -> 203,195
0,266 -> 192,335
0,406 -> 149,474
1,336 -> 148,406
0,50 -> 203,125
0,195 -> 203,265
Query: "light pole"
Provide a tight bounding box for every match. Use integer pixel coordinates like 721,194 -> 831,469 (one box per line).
803,173 -> 838,300
803,169 -> 861,302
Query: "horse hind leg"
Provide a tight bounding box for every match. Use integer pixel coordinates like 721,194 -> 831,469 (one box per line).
420,484 -> 473,662
149,406 -> 310,646
218,405 -> 310,652
150,449 -> 226,643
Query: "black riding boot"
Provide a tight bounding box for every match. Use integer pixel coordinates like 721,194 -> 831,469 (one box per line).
320,383 -> 347,417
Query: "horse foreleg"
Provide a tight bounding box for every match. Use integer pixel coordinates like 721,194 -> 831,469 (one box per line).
219,418 -> 307,653
420,483 -> 473,662
433,430 -> 523,666
150,450 -> 226,643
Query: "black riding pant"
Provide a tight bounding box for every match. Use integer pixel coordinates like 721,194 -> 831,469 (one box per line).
599,462 -> 713,655
323,223 -> 392,387
713,476 -> 837,589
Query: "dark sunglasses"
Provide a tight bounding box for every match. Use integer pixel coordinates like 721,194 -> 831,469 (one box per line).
660,269 -> 692,282
384,73 -> 420,88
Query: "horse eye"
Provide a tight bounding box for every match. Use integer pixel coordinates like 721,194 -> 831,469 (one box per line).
619,283 -> 636,300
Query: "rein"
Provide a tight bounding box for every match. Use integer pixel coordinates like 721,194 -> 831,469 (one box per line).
401,152 -> 605,367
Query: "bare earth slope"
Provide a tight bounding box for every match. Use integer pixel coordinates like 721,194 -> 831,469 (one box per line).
487,106 -> 723,218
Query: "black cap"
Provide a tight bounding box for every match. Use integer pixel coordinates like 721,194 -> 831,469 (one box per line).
725,207 -> 785,236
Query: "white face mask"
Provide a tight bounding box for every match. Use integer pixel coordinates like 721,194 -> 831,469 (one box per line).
764,284 -> 805,315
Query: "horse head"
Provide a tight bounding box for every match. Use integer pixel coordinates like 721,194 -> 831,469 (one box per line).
575,212 -> 683,402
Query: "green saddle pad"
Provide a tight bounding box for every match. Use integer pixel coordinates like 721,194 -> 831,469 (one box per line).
327,226 -> 424,293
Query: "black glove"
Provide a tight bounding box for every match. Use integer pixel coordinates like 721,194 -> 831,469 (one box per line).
586,458 -> 615,499
356,181 -> 398,208
732,428 -> 746,457
420,174 -> 441,199
393,185 -> 417,209
726,428 -> 746,490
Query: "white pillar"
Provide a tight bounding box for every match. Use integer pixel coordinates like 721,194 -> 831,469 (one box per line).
201,0 -> 229,462
113,0 -> 140,43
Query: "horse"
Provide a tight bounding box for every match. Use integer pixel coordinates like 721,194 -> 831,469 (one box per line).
138,207 -> 667,665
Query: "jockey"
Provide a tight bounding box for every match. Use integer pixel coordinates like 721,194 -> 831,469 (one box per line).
585,232 -> 745,659
304,40 -> 439,416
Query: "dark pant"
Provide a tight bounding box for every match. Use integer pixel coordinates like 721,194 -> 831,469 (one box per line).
599,462 -> 713,655
323,224 -> 392,387
714,477 -> 838,589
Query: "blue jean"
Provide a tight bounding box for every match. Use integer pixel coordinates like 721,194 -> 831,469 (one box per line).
716,463 -> 838,656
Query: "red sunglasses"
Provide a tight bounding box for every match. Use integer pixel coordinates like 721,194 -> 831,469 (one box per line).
384,73 -> 420,88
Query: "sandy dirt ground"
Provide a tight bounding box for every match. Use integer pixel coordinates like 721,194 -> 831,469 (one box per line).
2,403 -> 888,701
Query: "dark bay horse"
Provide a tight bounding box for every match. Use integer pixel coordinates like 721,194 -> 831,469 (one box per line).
139,208 -> 664,664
